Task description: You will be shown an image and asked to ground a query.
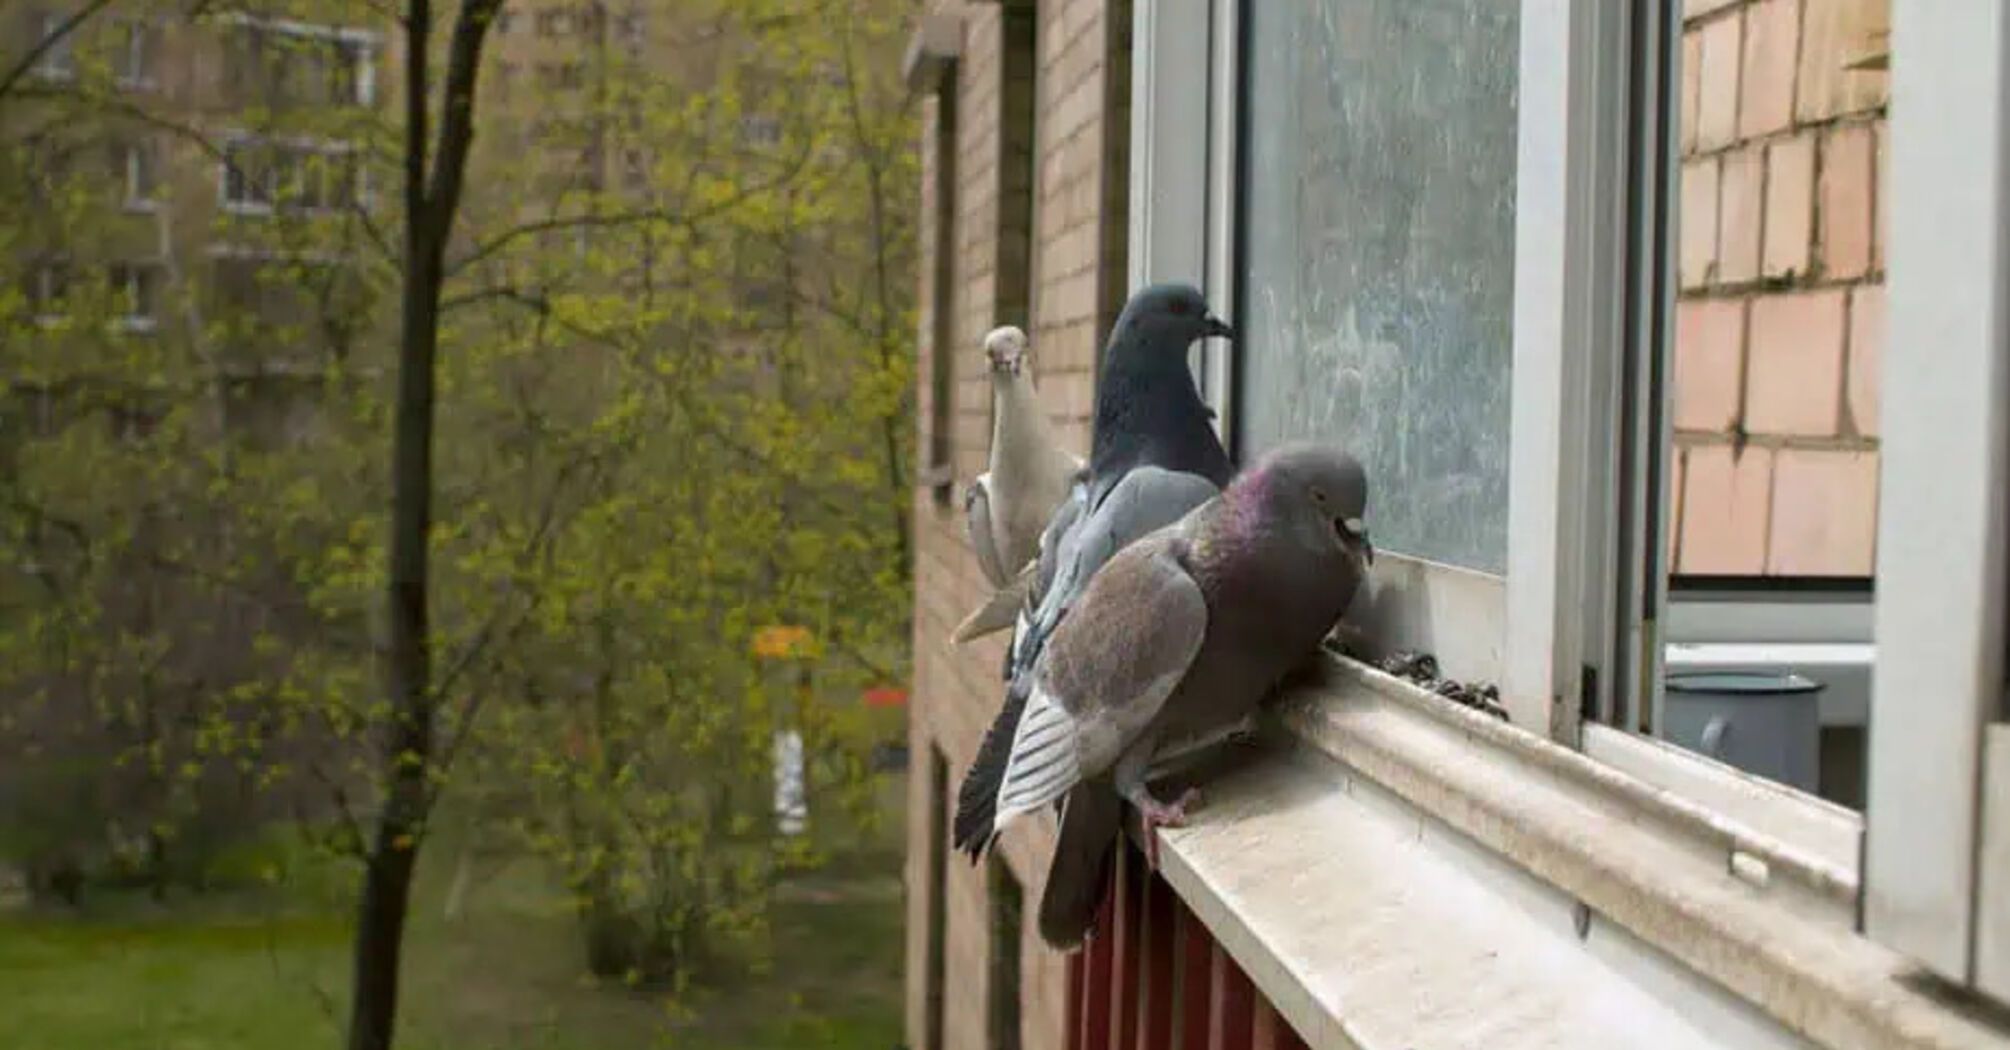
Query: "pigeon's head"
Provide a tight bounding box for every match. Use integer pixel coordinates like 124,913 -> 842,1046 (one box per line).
1250,442 -> 1373,566
1108,283 -> 1234,363
983,325 -> 1030,376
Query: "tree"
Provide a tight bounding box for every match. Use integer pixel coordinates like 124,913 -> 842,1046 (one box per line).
0,1 -> 917,1043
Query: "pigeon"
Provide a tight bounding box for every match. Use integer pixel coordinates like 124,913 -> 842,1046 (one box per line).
953,283 -> 1235,860
954,325 -> 1083,643
996,442 -> 1373,949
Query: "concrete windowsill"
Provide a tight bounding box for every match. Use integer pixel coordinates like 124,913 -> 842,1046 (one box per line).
1144,656 -> 2010,1050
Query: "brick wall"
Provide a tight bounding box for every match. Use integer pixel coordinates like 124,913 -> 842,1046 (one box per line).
1671,0 -> 1889,576
905,3 -> 1129,1048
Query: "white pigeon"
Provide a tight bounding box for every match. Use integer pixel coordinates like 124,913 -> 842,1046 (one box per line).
955,325 -> 1081,642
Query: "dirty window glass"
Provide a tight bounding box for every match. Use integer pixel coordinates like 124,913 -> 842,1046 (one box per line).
1240,0 -> 1520,573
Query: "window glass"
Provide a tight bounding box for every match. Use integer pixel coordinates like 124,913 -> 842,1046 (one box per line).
1240,0 -> 1520,572
1647,2 -> 1887,810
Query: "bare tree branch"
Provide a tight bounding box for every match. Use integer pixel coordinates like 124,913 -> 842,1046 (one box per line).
0,0 -> 117,102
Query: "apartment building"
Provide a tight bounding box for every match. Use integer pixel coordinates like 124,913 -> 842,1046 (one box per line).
903,2 -> 2010,1048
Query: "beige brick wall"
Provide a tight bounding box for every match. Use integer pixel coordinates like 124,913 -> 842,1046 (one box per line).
1672,0 -> 1889,576
905,2 -> 1128,1048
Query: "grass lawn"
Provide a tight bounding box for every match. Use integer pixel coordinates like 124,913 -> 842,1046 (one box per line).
0,777 -> 907,1050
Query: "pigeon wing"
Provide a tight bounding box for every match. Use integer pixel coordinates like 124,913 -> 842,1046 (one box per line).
991,532 -> 1208,836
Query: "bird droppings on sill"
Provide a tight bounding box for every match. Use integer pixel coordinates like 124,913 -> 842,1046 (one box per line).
1357,648 -> 1511,722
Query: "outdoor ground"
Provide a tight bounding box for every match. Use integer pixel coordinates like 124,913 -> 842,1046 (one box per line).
0,776 -> 907,1050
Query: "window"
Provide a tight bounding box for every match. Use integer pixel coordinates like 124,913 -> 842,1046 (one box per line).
117,19 -> 158,89
1132,0 -> 2005,1008
26,261 -> 71,322
537,61 -> 585,91
924,749 -> 949,1050
33,11 -> 76,80
535,7 -> 574,36
108,263 -> 160,332
123,139 -> 158,210
986,855 -> 1023,1050
225,22 -> 375,107
921,64 -> 958,499
493,6 -> 514,34
1241,0 -> 1520,574
994,0 -> 1037,334
221,140 -> 278,211
738,114 -> 781,149
221,139 -> 361,215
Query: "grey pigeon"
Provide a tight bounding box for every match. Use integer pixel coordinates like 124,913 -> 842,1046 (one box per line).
995,442 -> 1373,949
955,325 -> 1083,642
953,284 -> 1234,859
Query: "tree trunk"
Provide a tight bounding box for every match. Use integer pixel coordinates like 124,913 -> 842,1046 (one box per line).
345,2 -> 497,1048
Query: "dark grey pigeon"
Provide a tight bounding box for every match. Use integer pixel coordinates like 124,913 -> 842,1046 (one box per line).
990,443 -> 1373,950
953,284 -> 1234,858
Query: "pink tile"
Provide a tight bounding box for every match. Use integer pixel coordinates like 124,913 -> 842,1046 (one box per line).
1668,446 -> 1689,567
1847,284 -> 1884,438
1746,289 -> 1846,436
1681,30 -> 1703,154
1873,124 -> 1888,272
1674,298 -> 1746,432
1820,124 -> 1876,280
1718,146 -> 1764,284
1680,159 -> 1721,290
1768,449 -> 1880,576
1762,133 -> 1815,279
1740,0 -> 1799,139
1696,13 -> 1743,151
1680,444 -> 1775,575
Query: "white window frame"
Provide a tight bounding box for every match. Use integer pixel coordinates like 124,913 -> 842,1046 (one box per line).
123,139 -> 158,212
33,11 -> 77,81
218,14 -> 378,107
1863,1 -> 2010,996
108,262 -> 160,334
1134,0 -> 2010,1004
116,18 -> 157,91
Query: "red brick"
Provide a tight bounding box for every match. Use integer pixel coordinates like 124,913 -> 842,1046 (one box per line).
1740,0 -> 1799,139
1695,12 -> 1743,151
1820,123 -> 1875,279
1674,298 -> 1745,432
1847,284 -> 1884,437
1762,133 -> 1815,279
1797,0 -> 1890,122
1680,445 -> 1775,575
1746,289 -> 1846,436
1768,450 -> 1880,575
1680,158 -> 1719,290
1718,146 -> 1763,284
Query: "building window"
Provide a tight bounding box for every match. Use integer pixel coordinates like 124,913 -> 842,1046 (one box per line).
225,23 -> 375,108
493,6 -> 514,34
924,748 -> 949,1050
32,11 -> 77,80
221,140 -> 361,215
738,114 -> 781,149
535,6 -> 574,36
123,139 -> 158,211
921,72 -> 958,499
987,855 -> 1023,1050
995,0 -> 1037,334
1240,0 -> 1521,574
108,263 -> 160,332
117,19 -> 159,89
537,60 -> 585,91
26,261 -> 71,323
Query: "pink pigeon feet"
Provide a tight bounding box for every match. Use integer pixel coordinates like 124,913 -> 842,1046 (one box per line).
1138,787 -> 1202,870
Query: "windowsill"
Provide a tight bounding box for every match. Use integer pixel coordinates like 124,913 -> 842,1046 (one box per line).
123,199 -> 160,215
112,317 -> 159,335
1143,656 -> 2010,1049
115,76 -> 157,93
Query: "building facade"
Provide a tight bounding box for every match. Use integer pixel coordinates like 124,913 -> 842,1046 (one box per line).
906,1 -> 2010,1049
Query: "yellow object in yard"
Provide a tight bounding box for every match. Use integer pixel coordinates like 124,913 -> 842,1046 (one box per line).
752,625 -> 814,659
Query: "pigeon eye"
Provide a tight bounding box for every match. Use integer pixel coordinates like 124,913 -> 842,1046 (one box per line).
1311,488 -> 1327,505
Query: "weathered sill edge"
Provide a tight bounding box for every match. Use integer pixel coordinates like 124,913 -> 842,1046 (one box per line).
1260,654 -> 2007,1050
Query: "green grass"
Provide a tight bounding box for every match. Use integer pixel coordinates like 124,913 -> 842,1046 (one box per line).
0,777 -> 907,1050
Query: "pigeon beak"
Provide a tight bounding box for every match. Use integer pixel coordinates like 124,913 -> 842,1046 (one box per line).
1201,313 -> 1235,341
